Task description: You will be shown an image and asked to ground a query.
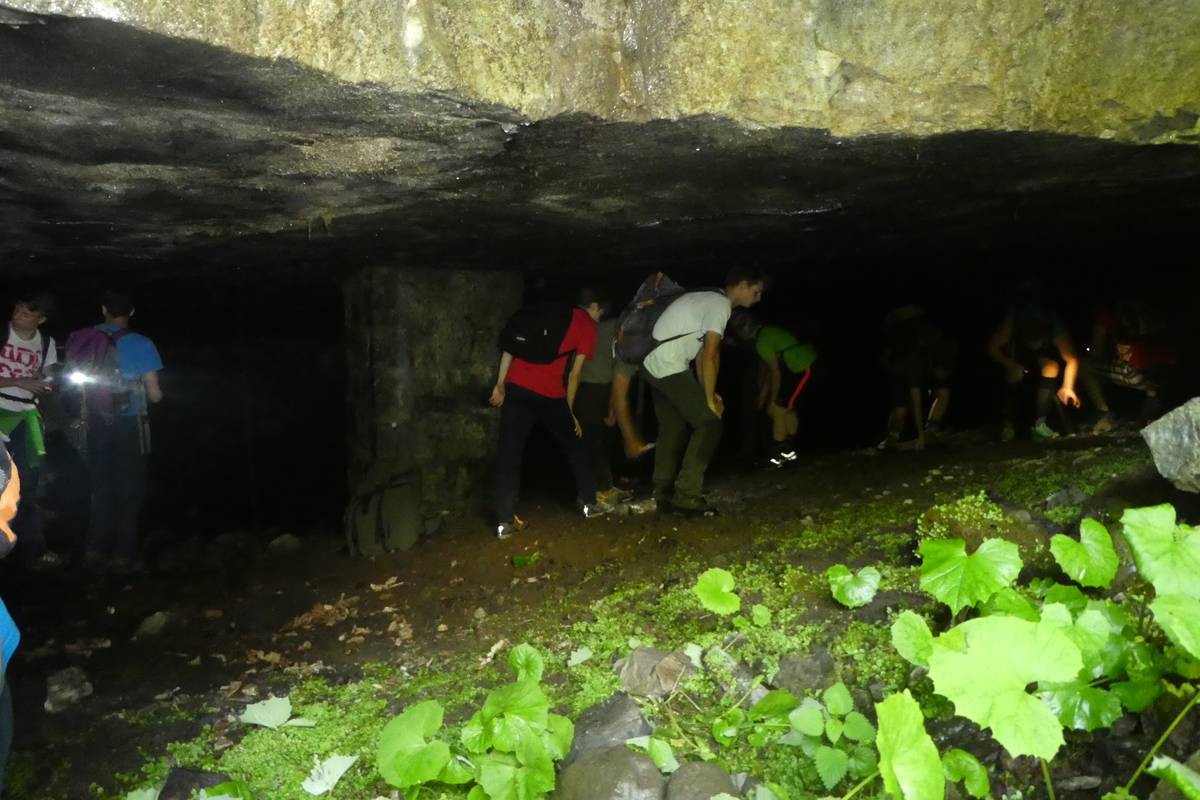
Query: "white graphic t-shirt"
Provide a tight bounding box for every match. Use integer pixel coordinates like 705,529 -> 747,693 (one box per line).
642,291 -> 732,379
0,326 -> 58,412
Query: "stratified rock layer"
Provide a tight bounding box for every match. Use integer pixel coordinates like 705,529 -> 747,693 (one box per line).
11,0 -> 1200,144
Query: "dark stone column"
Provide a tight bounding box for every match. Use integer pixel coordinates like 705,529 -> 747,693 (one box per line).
343,266 -> 521,551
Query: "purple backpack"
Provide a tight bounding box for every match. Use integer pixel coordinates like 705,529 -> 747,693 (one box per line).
63,327 -> 132,419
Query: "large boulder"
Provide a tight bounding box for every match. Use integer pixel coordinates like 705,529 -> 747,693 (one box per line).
557,745 -> 665,800
564,693 -> 652,768
1143,399 -> 1200,494
666,762 -> 739,800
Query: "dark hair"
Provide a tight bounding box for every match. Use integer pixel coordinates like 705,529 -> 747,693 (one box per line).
16,291 -> 55,318
101,290 -> 135,318
578,286 -> 612,315
725,266 -> 768,289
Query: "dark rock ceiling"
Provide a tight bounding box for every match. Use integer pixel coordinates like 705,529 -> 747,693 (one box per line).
3,6 -> 1200,279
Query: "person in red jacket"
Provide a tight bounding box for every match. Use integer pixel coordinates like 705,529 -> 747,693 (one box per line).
490,299 -> 609,538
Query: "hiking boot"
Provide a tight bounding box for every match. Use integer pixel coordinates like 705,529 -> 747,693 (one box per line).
579,502 -> 610,519
768,448 -> 798,468
1030,419 -> 1059,442
999,422 -> 1016,443
1091,412 -> 1116,435
596,487 -> 633,507
495,514 -> 526,540
671,494 -> 718,516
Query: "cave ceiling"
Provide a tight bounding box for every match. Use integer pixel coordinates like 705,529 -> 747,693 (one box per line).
3,6 -> 1200,279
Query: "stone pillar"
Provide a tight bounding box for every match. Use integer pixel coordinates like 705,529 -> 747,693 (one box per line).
344,266 -> 521,550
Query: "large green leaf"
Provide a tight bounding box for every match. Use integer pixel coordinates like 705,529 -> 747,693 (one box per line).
1148,755 -> 1200,800
979,587 -> 1041,622
695,568 -> 741,615
1039,604 -> 1111,677
1152,594 -> 1200,661
919,539 -> 1022,614
815,746 -> 849,790
1039,681 -> 1124,732
544,714 -> 573,761
875,690 -> 945,800
1050,519 -> 1119,589
1121,505 -> 1200,599
481,681 -> 549,729
826,564 -> 881,609
891,611 -> 934,668
508,644 -> 545,683
941,749 -> 990,799
647,738 -> 680,774
927,616 -> 1081,759
378,700 -> 448,788
391,741 -> 451,789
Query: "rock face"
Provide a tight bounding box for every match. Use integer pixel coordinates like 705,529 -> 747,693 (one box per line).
344,267 -> 521,538
557,745 -> 665,800
1142,399 -> 1200,494
10,0 -> 1200,144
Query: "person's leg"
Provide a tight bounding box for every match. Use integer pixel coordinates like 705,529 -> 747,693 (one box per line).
539,395 -> 599,510
645,374 -> 687,501
7,422 -> 45,564
652,371 -> 722,504
493,386 -> 538,526
575,383 -> 614,493
84,422 -> 118,559
112,417 -> 148,564
1031,360 -> 1061,440
0,680 -> 12,795
928,387 -> 951,428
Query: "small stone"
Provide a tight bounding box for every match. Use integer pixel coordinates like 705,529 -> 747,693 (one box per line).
667,762 -> 739,800
159,768 -> 235,800
473,607 -> 487,620
1057,776 -> 1102,792
268,533 -> 303,553
135,611 -> 177,638
773,647 -> 837,697
45,667 -> 94,713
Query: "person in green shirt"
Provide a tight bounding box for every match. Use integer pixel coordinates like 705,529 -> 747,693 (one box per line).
753,325 -> 817,465
879,305 -> 956,451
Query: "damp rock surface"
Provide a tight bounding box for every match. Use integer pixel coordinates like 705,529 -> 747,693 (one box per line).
1143,398 -> 1200,494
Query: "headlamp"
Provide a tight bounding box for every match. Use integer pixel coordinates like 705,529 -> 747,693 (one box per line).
67,371 -> 95,385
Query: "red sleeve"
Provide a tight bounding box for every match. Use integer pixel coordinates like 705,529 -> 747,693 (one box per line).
567,309 -> 597,360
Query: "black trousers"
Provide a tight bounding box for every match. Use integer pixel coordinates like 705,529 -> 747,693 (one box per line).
5,420 -> 45,564
574,382 -> 614,492
494,384 -> 596,524
84,416 -> 147,561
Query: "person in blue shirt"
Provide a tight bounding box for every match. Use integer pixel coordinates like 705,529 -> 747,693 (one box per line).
83,290 -> 163,571
1,448 -> 22,794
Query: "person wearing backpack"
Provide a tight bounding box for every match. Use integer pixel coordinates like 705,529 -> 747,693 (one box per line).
490,296 -> 608,538
71,291 -> 163,571
0,449 -> 22,794
641,267 -> 766,514
0,292 -> 58,567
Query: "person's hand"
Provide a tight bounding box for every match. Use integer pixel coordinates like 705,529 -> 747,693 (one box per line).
572,414 -> 583,437
623,437 -> 653,459
1058,386 -> 1080,408
13,377 -> 51,394
1005,363 -> 1026,383
708,393 -> 725,418
489,384 -> 505,407
604,406 -> 617,427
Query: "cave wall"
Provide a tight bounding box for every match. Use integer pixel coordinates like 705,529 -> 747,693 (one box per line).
343,266 -> 521,529
11,0 -> 1200,143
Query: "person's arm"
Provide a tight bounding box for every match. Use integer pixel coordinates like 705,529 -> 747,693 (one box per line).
699,331 -> 723,417
763,355 -> 782,411
489,352 -> 513,407
142,370 -> 163,404
0,377 -> 49,393
566,353 -> 586,413
987,317 -> 1024,381
1055,335 -> 1080,407
910,386 -> 926,447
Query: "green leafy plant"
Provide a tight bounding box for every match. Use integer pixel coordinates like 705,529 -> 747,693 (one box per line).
826,565 -> 881,609
1120,505 -> 1200,597
875,690 -> 943,800
941,749 -> 990,799
775,683 -> 877,792
918,538 -> 1021,615
1147,755 -> 1200,799
625,736 -> 681,773
1049,519 -> 1119,589
695,568 -> 741,615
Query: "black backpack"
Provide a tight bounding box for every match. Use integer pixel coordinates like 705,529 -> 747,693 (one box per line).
615,273 -> 721,364
499,303 -> 574,364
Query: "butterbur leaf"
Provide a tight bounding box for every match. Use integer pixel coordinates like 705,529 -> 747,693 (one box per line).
1044,583 -> 1088,613
941,749 -> 989,799
544,714 -> 574,760
695,568 -> 740,615
928,615 -> 1081,759
482,681 -> 549,728
1121,504 -> 1200,599
750,689 -> 800,720
752,604 -> 772,627
647,737 -> 680,773
1040,682 -> 1123,732
1149,755 -> 1200,800
396,741 -> 451,788
1152,594 -> 1200,661
240,696 -> 297,730
843,711 -> 876,743
440,756 -> 476,785
566,646 -> 593,667
1050,520 -> 1119,589
876,690 -> 944,800
814,745 -> 850,790
826,564 -> 881,609
919,538 -> 1022,614
891,611 -> 934,668
979,587 -> 1041,621
822,682 -> 854,717
1039,604 -> 1110,677
789,702 -> 826,737
461,711 -> 491,754
508,644 -> 545,683
1112,679 -> 1163,712
379,700 -> 448,788
302,754 -> 357,796
467,785 -> 488,800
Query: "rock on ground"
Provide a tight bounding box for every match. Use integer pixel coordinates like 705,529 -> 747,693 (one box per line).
564,693 -> 652,768
159,768 -> 234,800
666,762 -> 739,800
557,745 -> 665,800
44,666 -> 93,713
772,647 -> 837,697
614,648 -> 696,698
1143,399 -> 1200,493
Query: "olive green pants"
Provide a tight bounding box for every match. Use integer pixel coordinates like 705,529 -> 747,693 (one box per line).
644,368 -> 722,503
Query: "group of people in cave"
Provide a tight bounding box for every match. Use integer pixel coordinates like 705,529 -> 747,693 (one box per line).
489,272 -> 1177,538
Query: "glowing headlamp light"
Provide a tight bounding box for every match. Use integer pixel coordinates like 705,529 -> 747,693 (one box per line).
67,371 -> 95,385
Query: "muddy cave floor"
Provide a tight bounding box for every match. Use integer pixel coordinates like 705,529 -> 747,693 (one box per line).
3,431 -> 1193,800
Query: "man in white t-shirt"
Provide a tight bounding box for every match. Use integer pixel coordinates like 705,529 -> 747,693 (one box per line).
0,294 -> 58,566
642,268 -> 765,513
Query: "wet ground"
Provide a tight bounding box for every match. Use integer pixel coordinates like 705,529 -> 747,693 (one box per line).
1,429 -> 1188,799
